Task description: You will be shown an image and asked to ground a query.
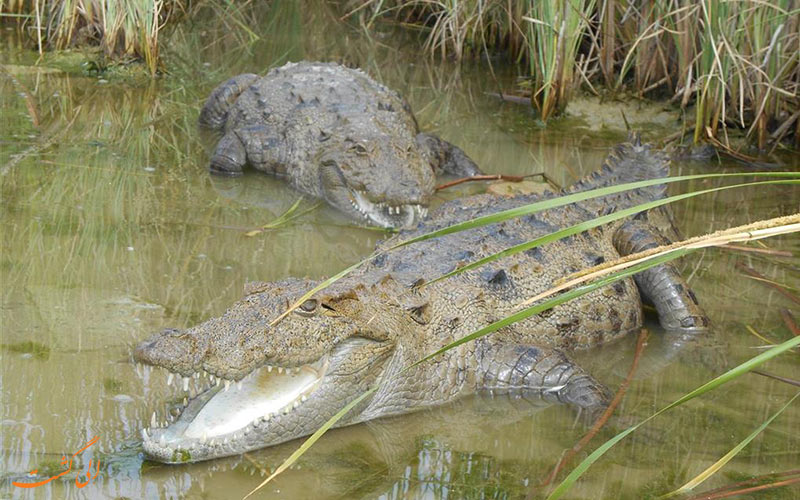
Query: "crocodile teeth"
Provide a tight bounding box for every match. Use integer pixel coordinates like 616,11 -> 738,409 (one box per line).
237,380 -> 243,391
151,412 -> 157,428
267,365 -> 273,372
224,380 -> 231,391
167,373 -> 174,386
141,428 -> 149,440
182,377 -> 189,392
277,367 -> 284,374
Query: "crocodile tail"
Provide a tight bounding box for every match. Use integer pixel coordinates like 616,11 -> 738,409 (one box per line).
569,132 -> 669,202
199,73 -> 259,131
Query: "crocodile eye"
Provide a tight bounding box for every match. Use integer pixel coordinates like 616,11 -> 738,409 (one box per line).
295,299 -> 318,317
349,144 -> 368,155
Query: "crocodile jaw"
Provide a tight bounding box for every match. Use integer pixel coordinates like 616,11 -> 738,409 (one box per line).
348,189 -> 428,229
139,337 -> 391,463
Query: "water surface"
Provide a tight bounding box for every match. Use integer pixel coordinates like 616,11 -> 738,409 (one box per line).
2,3 -> 799,499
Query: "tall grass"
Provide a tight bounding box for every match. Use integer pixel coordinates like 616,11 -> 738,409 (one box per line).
352,0 -> 799,148
1,0 -> 176,74
0,0 -> 261,75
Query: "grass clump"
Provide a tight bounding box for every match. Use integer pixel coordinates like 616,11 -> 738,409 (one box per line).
2,340 -> 51,360
350,0 -> 799,148
1,0 -> 184,74
0,0 -> 259,75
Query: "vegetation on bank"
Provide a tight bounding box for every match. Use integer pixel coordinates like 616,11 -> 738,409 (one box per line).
0,0 -> 256,74
2,1 -> 797,148
349,0 -> 799,149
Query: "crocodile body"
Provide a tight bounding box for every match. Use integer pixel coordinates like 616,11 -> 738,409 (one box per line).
199,61 -> 481,228
134,139 -> 708,463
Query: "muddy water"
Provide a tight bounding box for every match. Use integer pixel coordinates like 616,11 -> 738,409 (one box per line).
2,3 -> 799,499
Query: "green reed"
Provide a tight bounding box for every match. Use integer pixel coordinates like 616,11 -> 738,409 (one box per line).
351,0 -> 799,147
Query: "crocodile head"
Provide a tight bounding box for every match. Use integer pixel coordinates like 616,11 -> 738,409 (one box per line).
133,277 -> 400,463
317,135 -> 433,229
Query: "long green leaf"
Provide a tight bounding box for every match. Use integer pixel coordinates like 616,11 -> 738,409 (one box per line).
243,386 -> 377,499
662,391 -> 799,498
275,174 -> 800,321
389,172 -> 800,251
411,249 -> 689,368
546,335 -> 800,500
247,220 -> 799,498
422,179 -> 799,287
269,252 -> 378,326
248,245 -> 691,499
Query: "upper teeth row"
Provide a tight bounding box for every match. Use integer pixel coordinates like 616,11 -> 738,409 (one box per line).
137,363 -> 301,399
349,198 -> 427,219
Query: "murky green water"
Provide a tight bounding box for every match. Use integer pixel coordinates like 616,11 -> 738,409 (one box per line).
2,3 -> 799,499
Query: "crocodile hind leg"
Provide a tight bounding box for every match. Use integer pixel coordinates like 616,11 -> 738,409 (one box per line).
199,74 -> 259,131
478,343 -> 610,417
613,218 -> 710,331
415,132 -> 483,177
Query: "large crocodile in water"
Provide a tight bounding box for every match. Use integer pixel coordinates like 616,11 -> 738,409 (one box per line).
199,61 -> 482,229
134,138 -> 709,463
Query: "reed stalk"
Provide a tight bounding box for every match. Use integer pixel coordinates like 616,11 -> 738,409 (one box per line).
350,0 -> 799,146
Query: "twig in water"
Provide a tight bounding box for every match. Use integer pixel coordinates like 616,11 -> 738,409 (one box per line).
484,91 -> 532,106
736,262 -> 800,306
780,309 -> 800,337
436,174 -> 534,191
684,469 -> 800,500
686,476 -> 800,500
750,369 -> 800,388
720,244 -> 793,257
537,329 -> 649,491
704,128 -> 779,168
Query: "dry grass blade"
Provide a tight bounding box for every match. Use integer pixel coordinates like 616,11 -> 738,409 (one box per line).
522,214 -> 800,307
546,335 -> 800,500
688,477 -> 800,500
661,392 -> 799,498
684,469 -> 800,500
245,213 -> 799,495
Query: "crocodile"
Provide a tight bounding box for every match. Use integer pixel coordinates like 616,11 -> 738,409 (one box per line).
199,61 -> 482,228
134,138 -> 709,463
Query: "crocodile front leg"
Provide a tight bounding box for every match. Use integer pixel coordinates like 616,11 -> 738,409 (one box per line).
416,132 -> 483,177
613,218 -> 710,331
478,342 -> 610,416
210,126 -> 288,178
210,131 -> 247,176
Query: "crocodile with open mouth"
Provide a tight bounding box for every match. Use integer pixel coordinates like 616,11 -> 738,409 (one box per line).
134,138 -> 709,463
199,61 -> 482,228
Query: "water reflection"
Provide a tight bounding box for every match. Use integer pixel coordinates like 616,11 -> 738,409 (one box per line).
2,1 -> 799,499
